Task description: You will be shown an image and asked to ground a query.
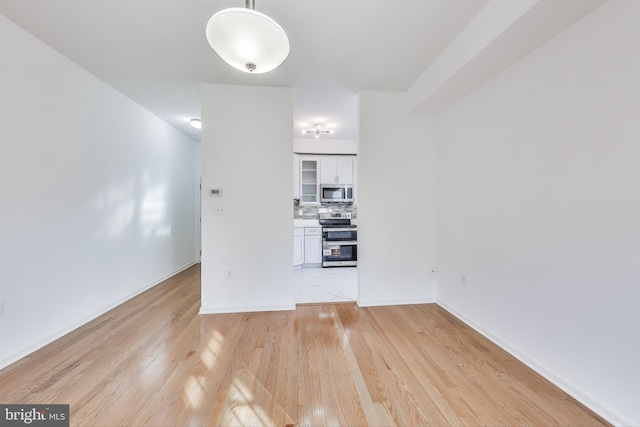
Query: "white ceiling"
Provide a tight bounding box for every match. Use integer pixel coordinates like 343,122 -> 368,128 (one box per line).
0,0 -> 606,142
0,0 -> 488,141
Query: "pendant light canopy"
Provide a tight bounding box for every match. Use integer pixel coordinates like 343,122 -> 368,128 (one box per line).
205,0 -> 290,74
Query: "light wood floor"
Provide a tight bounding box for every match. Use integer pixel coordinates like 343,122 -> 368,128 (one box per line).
0,264 -> 609,426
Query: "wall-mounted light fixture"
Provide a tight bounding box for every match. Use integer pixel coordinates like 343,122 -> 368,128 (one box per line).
302,124 -> 334,139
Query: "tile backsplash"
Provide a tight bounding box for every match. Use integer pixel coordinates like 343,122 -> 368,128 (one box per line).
293,199 -> 357,219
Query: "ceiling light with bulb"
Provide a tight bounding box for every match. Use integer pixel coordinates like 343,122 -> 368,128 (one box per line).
302,124 -> 335,139
205,0 -> 290,74
189,118 -> 202,129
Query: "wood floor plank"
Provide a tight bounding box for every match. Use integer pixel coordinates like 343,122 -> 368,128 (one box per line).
361,307 -> 457,426
0,264 -> 611,426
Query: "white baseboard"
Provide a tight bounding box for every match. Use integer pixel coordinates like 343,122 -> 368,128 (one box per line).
357,297 -> 436,307
436,298 -> 632,427
0,260 -> 197,371
199,302 -> 296,314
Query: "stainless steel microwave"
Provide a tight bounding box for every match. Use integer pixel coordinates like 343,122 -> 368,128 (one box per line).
320,184 -> 354,203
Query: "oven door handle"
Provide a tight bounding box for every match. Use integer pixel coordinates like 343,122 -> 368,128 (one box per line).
322,227 -> 357,232
323,240 -> 358,246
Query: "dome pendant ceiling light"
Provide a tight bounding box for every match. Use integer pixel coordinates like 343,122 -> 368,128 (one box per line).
205,0 -> 290,74
302,124 -> 335,139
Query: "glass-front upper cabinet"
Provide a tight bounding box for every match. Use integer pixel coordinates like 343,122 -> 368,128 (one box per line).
300,158 -> 319,204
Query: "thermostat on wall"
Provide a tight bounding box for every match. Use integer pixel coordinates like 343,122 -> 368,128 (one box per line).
209,188 -> 223,196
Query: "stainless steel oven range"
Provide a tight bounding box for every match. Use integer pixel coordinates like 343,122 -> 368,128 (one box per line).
319,212 -> 357,267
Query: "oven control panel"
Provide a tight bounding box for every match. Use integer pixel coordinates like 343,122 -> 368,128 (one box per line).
319,212 -> 351,220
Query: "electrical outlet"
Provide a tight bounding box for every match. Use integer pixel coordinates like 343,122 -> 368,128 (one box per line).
216,207 -> 224,216
0,300 -> 5,317
226,270 -> 233,279
461,274 -> 467,285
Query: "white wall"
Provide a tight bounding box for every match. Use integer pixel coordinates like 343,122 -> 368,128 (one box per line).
0,16 -> 197,369
200,84 -> 294,313
436,2 -> 640,424
293,138 -> 358,155
358,91 -> 437,306
195,142 -> 202,262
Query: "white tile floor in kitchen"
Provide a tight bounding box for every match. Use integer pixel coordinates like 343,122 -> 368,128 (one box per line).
293,267 -> 358,304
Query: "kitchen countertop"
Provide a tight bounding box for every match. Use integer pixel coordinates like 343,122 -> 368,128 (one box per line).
294,219 -> 320,228
294,218 -> 358,227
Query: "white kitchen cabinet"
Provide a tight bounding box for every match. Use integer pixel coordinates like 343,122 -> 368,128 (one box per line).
299,157 -> 319,204
293,154 -> 300,199
293,228 -> 304,267
320,156 -> 355,185
304,227 -> 322,265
